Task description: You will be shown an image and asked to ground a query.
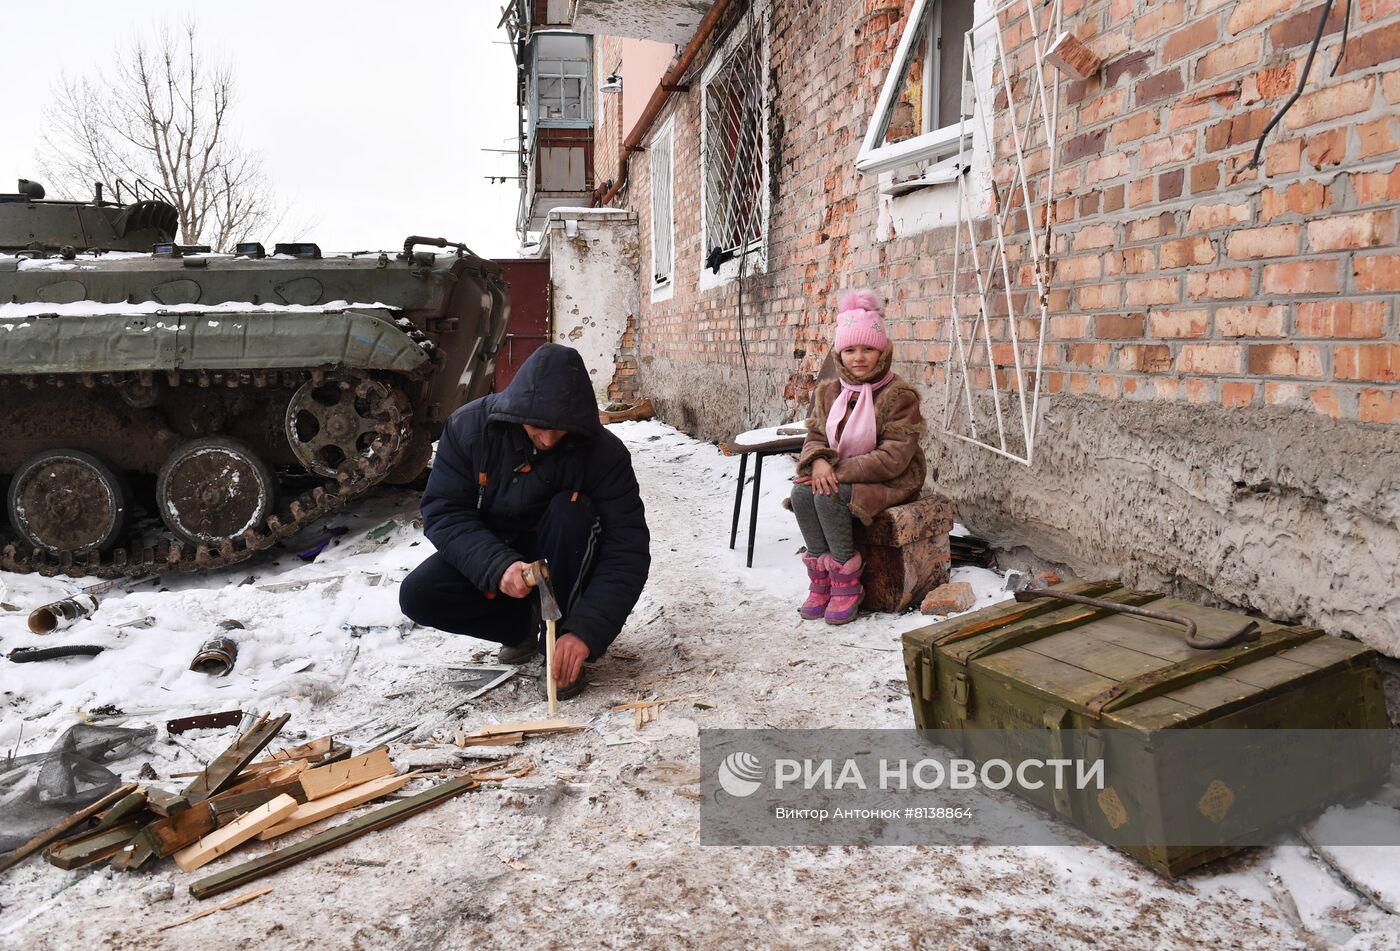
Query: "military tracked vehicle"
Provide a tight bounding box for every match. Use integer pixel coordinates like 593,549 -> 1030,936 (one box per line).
0,179 -> 509,578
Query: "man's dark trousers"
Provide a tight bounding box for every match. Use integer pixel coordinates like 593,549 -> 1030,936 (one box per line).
399,491 -> 598,650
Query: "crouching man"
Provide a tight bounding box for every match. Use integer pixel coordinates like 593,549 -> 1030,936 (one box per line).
399,344 -> 651,699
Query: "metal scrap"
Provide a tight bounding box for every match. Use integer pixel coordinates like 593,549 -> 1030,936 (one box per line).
167,710 -> 245,735
27,593 -> 99,634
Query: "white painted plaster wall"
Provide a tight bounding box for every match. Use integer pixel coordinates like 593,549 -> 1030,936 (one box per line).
544,207 -> 640,401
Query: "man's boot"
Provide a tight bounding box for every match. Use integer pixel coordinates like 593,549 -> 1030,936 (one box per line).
799,553 -> 831,620
498,641 -> 537,665
822,551 -> 864,625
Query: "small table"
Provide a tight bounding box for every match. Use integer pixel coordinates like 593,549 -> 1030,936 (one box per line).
727,425 -> 807,567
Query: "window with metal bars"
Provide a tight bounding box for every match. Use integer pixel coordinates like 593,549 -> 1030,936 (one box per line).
650,120 -> 675,292
700,9 -> 768,281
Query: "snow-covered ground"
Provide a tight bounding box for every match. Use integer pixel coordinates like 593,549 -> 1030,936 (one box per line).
1,420 -> 1397,949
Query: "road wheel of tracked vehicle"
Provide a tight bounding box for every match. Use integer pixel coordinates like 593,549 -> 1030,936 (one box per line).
7,449 -> 130,555
285,373 -> 408,480
156,437 -> 276,548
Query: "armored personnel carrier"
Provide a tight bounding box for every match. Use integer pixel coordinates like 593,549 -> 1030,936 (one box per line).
0,179 -> 509,578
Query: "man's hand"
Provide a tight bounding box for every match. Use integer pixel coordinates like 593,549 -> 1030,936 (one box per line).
499,560 -> 532,599
810,458 -> 840,496
552,633 -> 588,687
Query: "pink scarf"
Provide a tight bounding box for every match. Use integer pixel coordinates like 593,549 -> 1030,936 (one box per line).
826,370 -> 893,459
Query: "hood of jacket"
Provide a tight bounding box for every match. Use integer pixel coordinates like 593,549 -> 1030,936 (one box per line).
487,343 -> 603,437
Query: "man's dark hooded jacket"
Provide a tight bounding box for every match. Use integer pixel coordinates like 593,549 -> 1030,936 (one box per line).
420,344 -> 650,659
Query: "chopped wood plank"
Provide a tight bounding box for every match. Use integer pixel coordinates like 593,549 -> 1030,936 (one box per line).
190,778 -> 477,899
90,790 -> 149,832
0,782 -> 138,874
44,820 -> 143,870
174,795 -> 299,872
300,747 -> 394,801
138,803 -> 218,858
210,786 -> 307,825
457,732 -> 524,747
256,774 -> 411,840
476,719 -> 579,736
220,761 -> 307,797
153,886 -> 272,933
181,713 -> 291,804
241,736 -> 334,772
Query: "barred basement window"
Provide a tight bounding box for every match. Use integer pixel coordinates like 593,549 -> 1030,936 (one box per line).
650,119 -> 675,293
700,6 -> 768,283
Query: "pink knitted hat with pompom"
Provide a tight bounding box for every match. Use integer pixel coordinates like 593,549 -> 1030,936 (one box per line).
833,288 -> 889,352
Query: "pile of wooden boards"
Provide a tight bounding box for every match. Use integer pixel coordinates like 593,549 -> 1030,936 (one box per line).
10,710 -> 478,899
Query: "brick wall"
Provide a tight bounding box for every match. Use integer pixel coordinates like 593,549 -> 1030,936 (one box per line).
591,0 -> 1400,653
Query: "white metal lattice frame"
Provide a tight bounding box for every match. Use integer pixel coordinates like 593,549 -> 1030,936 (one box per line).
943,0 -> 1062,465
699,3 -> 770,290
650,117 -> 676,300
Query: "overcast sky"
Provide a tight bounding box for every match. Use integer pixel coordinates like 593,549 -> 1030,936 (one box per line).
0,1 -> 522,257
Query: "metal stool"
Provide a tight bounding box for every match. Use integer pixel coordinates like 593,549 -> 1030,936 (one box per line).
726,428 -> 805,567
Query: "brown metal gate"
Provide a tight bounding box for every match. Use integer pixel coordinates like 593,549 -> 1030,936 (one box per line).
491,258 -> 551,392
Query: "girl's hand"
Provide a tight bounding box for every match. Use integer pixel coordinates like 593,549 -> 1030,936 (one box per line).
810,459 -> 839,496
792,475 -> 812,484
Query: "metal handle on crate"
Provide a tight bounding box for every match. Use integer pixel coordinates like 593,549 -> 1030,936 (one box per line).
1012,589 -> 1261,650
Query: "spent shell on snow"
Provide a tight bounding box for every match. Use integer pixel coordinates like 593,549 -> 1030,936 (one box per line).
27,593 -> 100,634
190,633 -> 239,676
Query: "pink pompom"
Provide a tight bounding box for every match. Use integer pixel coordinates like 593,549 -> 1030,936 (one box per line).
837,288 -> 881,315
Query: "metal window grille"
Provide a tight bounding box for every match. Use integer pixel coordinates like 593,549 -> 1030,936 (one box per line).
943,0 -> 1062,465
702,11 -> 766,269
534,33 -> 590,125
650,125 -> 674,286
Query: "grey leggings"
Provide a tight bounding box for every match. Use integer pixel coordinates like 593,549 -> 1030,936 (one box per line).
790,482 -> 855,562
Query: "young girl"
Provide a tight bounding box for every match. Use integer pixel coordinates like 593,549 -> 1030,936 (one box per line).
790,289 -> 926,624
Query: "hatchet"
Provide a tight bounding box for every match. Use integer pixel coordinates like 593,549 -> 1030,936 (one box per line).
522,560 -> 561,713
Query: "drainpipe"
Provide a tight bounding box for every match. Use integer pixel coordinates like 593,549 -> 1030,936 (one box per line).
594,0 -> 738,206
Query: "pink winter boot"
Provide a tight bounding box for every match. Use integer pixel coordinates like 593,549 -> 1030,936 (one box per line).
822,552 -> 864,625
799,554 -> 830,620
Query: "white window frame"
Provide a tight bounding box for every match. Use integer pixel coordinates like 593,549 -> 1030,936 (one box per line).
649,116 -> 676,302
698,4 -> 770,292
531,31 -> 593,130
857,0 -> 977,178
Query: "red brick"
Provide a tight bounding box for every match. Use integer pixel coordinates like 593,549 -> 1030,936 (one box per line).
1127,213 -> 1175,241
1076,284 -> 1121,309
1149,308 -> 1209,337
1271,3 -> 1349,48
1284,78 -> 1378,129
1056,255 -> 1103,281
1262,139 -> 1303,176
1261,181 -> 1327,219
1357,119 -> 1398,159
1177,344 -> 1242,375
1158,168 -> 1185,200
1065,343 -> 1113,366
1334,344 -> 1400,381
1187,268 -> 1253,299
1160,236 -> 1217,268
1306,129 -> 1348,167
1187,202 -> 1251,230
1073,224 -> 1116,250
1190,162 -> 1220,193
1310,387 -> 1342,419
1360,0 -> 1400,21
1137,68 -> 1186,104
1262,261 -> 1342,295
1222,382 -> 1258,407
1354,254 -> 1400,291
1338,21 -> 1400,74
1129,178 -> 1155,207
1052,314 -> 1092,338
1119,344 -> 1174,372
1127,277 -> 1180,306
920,582 -> 976,616
1135,1 -> 1186,39
1164,19 -> 1218,60
1122,247 -> 1158,273
1081,91 -> 1128,125
1095,314 -> 1145,338
1295,300 -> 1387,338
1359,388 -> 1399,424
1308,211 -> 1395,251
1226,225 -> 1300,259
1247,344 -> 1325,377
1352,168 -> 1400,205
1265,382 -> 1305,405
1138,132 -> 1197,167
1196,35 -> 1263,80
1228,0 -> 1295,32
1246,64 -> 1299,102
1169,98 -> 1214,130
1113,110 -> 1161,144
1088,152 -> 1132,183
1216,305 -> 1287,337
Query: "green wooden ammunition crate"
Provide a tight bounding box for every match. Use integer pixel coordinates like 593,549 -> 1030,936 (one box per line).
901,580 -> 1390,877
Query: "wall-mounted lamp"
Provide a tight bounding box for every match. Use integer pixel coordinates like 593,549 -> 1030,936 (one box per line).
600,72 -> 622,94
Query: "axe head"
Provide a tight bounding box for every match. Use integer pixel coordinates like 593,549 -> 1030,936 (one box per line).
522,560 -> 561,622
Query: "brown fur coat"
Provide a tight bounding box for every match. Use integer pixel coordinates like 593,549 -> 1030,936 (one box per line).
792,366 -> 926,525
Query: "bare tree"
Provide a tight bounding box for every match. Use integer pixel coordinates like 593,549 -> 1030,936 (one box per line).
39,23 -> 280,251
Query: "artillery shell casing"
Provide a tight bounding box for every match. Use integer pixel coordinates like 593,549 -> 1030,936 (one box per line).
189,634 -> 238,676
27,594 -> 100,634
